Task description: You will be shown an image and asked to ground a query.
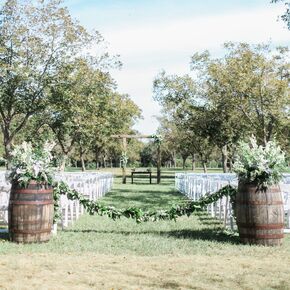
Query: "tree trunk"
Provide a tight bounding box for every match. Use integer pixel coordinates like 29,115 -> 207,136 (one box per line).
173,150 -> 177,168
59,154 -> 68,172
3,136 -> 12,169
80,151 -> 86,172
157,145 -> 161,184
221,145 -> 228,173
202,161 -> 207,173
95,148 -> 100,169
122,167 -> 126,184
228,157 -> 233,172
182,156 -> 187,170
81,158 -> 86,171
191,154 -> 196,171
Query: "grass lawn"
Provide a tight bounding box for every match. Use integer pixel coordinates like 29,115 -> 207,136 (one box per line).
0,173 -> 290,289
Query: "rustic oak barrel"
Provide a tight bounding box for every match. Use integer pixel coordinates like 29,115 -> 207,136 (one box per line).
8,181 -> 54,243
236,181 -> 284,246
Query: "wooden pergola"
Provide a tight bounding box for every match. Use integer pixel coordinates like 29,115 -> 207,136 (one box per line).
111,134 -> 161,184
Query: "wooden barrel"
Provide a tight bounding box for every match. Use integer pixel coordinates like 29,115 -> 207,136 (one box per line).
8,181 -> 54,243
235,181 -> 284,246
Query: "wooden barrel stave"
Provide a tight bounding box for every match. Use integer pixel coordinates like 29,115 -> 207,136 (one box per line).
236,182 -> 284,246
8,181 -> 54,243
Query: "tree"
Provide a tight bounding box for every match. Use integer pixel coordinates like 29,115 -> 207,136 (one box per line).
157,116 -> 178,168
0,0 -> 117,164
153,72 -> 216,172
195,43 -> 289,146
92,93 -> 142,168
190,43 -> 289,167
140,143 -> 155,167
46,54 -> 141,171
46,58 -> 114,170
154,43 -> 289,172
271,0 -> 290,29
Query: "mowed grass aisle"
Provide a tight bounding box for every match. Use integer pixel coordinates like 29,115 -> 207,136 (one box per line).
0,174 -> 290,290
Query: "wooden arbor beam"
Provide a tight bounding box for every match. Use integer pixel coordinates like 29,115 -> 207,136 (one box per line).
111,135 -> 151,139
111,134 -> 161,184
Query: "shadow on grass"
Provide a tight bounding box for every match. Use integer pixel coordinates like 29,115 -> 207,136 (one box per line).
164,229 -> 240,244
64,228 -> 240,245
0,231 -> 9,241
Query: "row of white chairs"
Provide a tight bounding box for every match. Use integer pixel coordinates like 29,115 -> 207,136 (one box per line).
0,172 -> 114,230
0,175 -> 11,225
54,172 -> 114,228
175,173 -> 290,231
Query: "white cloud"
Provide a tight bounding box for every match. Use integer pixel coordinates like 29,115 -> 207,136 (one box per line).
104,7 -> 289,56
92,6 -> 289,134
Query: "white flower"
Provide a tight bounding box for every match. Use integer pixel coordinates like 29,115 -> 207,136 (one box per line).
8,141 -> 54,185
16,168 -> 25,175
233,136 -> 286,188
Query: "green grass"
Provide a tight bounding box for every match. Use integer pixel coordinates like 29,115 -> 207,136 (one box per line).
1,175 -> 290,289
1,177 -> 289,256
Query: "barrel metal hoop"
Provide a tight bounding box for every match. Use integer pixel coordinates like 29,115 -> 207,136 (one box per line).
10,200 -> 54,205
237,223 -> 284,230
238,187 -> 281,193
10,229 -> 51,234
10,220 -> 48,225
12,189 -> 52,194
235,200 -> 284,205
240,233 -> 284,239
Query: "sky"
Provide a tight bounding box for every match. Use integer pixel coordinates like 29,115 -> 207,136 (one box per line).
66,0 -> 289,135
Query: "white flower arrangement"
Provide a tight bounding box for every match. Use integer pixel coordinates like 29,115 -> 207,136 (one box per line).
120,152 -> 128,168
8,141 -> 55,187
233,136 -> 286,189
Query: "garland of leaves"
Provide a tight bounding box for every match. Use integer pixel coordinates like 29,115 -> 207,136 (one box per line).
53,181 -> 237,224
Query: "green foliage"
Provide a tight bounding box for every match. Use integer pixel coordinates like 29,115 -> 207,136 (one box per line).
151,134 -> 163,145
53,180 -> 237,224
271,0 -> 290,29
233,136 -> 286,188
47,58 -> 117,168
153,72 -> 217,170
204,43 -> 289,145
140,144 -> 155,167
52,183 -> 62,224
48,59 -> 141,169
0,0 -> 141,170
0,0 -> 99,159
154,42 -> 289,172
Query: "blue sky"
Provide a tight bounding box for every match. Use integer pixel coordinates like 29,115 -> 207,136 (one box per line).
66,1 -> 289,134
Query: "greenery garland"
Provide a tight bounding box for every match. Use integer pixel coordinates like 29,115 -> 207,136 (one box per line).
53,181 -> 237,224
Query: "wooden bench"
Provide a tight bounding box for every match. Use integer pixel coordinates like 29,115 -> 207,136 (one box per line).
131,170 -> 152,184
